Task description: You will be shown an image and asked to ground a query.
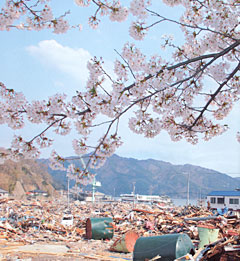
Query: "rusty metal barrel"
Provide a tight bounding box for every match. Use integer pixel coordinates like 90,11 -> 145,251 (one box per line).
86,217 -> 114,240
110,231 -> 139,253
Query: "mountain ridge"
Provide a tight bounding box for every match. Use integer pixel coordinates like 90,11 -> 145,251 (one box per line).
1,149 -> 238,199
38,154 -> 240,199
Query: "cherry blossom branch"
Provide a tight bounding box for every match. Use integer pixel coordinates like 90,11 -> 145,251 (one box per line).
28,115 -> 67,143
19,0 -> 41,18
146,9 -> 238,41
1,0 -> 239,180
114,49 -> 136,80
123,40 -> 240,93
13,38 -> 238,164
189,61 -> 240,130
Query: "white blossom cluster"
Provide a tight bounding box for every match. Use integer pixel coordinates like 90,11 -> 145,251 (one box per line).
0,0 -> 239,181
129,0 -> 150,20
109,3 -> 128,22
66,161 -> 94,185
74,0 -> 91,7
129,21 -> 148,40
0,0 -> 69,33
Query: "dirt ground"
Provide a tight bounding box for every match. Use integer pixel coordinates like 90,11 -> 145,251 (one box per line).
0,239 -> 132,260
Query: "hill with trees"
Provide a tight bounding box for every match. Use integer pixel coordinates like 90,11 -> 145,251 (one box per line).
0,156 -> 57,196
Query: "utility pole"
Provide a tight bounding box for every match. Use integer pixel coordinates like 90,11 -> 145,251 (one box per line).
187,172 -> 190,206
92,176 -> 96,204
199,188 -> 202,206
77,185 -> 78,201
183,172 -> 190,206
132,182 -> 136,209
79,156 -> 96,204
92,176 -> 101,204
67,176 -> 70,210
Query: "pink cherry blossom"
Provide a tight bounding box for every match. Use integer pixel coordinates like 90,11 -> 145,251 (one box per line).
0,0 -> 239,180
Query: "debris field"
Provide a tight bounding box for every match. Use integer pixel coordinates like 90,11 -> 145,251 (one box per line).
0,198 -> 239,260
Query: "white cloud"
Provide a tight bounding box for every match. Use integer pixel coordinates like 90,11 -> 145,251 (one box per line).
26,40 -> 91,84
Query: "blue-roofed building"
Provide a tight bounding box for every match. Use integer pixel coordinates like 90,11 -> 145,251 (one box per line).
207,190 -> 240,214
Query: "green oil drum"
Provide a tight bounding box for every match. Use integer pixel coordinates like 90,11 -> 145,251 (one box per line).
86,217 -> 114,240
197,225 -> 219,248
133,233 -> 195,261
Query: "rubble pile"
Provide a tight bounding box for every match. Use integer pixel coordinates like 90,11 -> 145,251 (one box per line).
0,198 -> 239,260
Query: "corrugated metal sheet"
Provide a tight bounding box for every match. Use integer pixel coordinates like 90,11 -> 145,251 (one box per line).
208,191 -> 240,196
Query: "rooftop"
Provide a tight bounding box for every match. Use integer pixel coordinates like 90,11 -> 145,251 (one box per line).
0,188 -> 8,193
208,191 -> 240,196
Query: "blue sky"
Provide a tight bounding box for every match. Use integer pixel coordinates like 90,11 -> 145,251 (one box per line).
0,1 -> 240,177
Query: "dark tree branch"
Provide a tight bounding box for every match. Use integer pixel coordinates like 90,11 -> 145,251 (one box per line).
189,61 -> 240,130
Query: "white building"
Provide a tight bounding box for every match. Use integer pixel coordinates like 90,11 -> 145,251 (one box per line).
0,188 -> 9,199
206,190 -> 240,213
120,193 -> 173,205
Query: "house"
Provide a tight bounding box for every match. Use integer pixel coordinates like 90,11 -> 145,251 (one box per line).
206,190 -> 240,215
0,188 -> 9,199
